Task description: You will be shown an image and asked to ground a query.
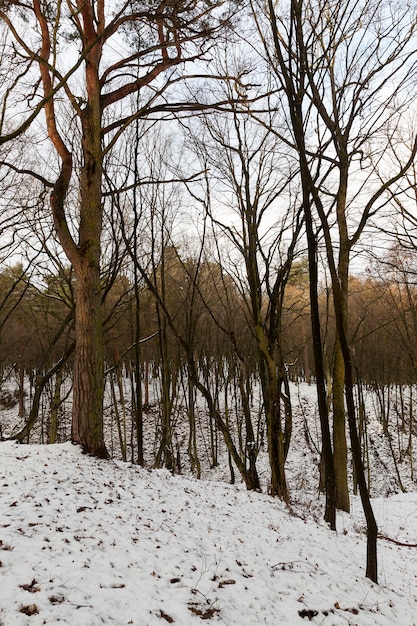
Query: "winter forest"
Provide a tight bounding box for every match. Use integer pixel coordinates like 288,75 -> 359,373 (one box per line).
1,1 -> 417,623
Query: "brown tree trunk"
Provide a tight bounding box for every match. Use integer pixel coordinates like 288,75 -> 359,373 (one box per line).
334,296 -> 378,582
333,338 -> 350,512
18,362 -> 25,418
258,355 -> 288,501
331,162 -> 351,513
49,366 -> 63,444
70,97 -> 108,458
305,207 -> 336,530
33,0 -> 108,458
71,257 -> 107,458
265,0 -> 336,527
268,409 -> 288,499
238,365 -> 260,491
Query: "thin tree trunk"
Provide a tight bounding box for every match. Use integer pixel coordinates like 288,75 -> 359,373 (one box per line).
187,374 -> 201,478
343,344 -> 378,582
18,363 -> 25,418
110,372 -> 127,462
282,374 -> 293,462
332,274 -> 378,582
144,360 -> 150,409
133,280 -> 144,465
238,365 -> 260,491
333,338 -> 350,512
49,367 -> 64,444
305,204 -> 336,530
409,386 -> 414,481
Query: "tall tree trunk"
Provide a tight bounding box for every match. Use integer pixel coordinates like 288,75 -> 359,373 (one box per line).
331,163 -> 351,513
109,372 -> 127,462
256,333 -> 288,501
333,338 -> 350,512
18,362 -> 25,418
282,374 -> 293,462
238,365 -> 260,491
335,306 -> 378,582
265,0 -> 336,526
36,0 -> 108,458
71,257 -> 107,457
187,374 -> 201,478
268,402 -> 287,500
305,204 -> 336,530
133,269 -> 144,465
49,367 -> 64,444
70,102 -> 108,458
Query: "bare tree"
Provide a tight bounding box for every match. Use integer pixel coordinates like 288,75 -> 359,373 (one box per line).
251,0 -> 417,582
0,0 -> 236,457
185,62 -> 303,499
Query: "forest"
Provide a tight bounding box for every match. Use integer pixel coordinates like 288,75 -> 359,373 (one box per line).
1,0 -> 417,589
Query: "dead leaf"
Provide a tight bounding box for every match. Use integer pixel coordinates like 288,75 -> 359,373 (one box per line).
19,579 -> 40,593
298,608 -> 318,620
20,604 -> 39,616
188,603 -> 220,620
160,609 -> 174,623
49,594 -> 65,605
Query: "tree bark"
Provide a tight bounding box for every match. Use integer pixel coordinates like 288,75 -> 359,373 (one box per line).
305,204 -> 337,530
69,93 -> 108,457
334,293 -> 378,582
71,257 -> 107,457
333,338 -> 350,512
265,0 -> 336,527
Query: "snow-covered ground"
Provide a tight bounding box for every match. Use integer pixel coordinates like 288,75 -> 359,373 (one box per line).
0,441 -> 416,625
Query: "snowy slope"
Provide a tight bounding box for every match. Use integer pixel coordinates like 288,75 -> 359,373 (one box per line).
0,441 -> 416,625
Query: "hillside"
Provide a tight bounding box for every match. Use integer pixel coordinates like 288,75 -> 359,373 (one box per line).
0,440 -> 416,625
